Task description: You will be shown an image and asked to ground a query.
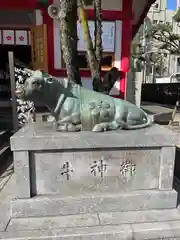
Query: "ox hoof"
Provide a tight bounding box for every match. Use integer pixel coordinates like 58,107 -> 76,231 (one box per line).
55,123 -> 81,132
92,123 -> 109,132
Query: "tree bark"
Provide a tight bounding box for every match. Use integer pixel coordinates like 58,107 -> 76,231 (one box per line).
78,0 -> 105,92
77,0 -> 98,78
58,0 -> 82,85
92,0 -> 103,92
93,0 -> 102,72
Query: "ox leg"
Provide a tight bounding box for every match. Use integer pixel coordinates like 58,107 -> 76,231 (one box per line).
92,108 -> 127,132
57,112 -> 81,125
108,121 -> 122,130
126,111 -> 142,125
92,122 -> 109,132
55,112 -> 81,132
92,121 -> 123,132
55,123 -> 81,132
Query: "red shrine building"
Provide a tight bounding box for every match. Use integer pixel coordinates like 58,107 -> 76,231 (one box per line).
0,0 -> 155,99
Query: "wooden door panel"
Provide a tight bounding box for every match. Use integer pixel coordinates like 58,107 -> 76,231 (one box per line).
30,24 -> 48,72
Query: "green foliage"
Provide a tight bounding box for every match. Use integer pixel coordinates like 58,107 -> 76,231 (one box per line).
173,7 -> 180,23
84,0 -> 93,5
131,32 -> 167,76
151,22 -> 180,55
131,40 -> 145,61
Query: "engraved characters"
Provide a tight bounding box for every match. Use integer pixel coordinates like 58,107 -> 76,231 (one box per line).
120,160 -> 136,181
61,158 -> 136,181
61,161 -> 74,180
90,158 -> 107,179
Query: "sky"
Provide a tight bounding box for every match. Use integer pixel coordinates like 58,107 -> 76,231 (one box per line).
166,0 -> 177,10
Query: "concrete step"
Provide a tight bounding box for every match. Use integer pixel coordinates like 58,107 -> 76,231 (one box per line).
11,190 -> 177,218
1,219 -> 180,239
7,209 -> 180,232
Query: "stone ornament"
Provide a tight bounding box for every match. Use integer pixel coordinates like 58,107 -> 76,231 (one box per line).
15,67 -> 35,128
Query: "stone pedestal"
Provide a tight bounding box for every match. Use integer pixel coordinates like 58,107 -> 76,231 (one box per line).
6,123 -> 180,239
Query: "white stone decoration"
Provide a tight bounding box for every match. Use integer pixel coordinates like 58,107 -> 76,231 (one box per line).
77,21 -> 115,52
14,67 -> 35,128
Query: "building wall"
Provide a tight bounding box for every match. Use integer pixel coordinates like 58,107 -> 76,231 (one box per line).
177,0 -> 180,8
148,0 -> 176,23
87,0 -> 122,10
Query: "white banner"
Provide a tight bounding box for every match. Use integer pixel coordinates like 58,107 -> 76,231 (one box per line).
77,21 -> 115,52
15,30 -> 28,45
3,30 -> 15,45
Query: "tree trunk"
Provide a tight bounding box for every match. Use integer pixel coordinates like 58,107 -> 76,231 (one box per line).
59,0 -> 82,85
93,0 -> 102,72
78,0 -> 105,93
77,0 -> 98,78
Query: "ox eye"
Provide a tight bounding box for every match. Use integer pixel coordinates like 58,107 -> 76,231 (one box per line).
32,80 -> 36,85
47,77 -> 53,83
32,80 -> 40,86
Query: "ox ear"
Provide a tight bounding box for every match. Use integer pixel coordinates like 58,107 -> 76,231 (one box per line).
34,70 -> 43,79
32,71 -> 44,85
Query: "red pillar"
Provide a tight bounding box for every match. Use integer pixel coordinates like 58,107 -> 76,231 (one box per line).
41,0 -> 54,74
120,0 -> 133,99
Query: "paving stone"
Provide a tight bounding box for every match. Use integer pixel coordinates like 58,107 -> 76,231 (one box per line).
0,174 -> 16,232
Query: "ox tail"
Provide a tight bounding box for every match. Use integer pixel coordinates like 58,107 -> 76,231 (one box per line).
123,114 -> 154,130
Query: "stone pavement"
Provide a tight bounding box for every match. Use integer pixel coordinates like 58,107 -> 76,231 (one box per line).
0,170 -> 15,233
142,102 -> 180,124
141,102 -> 176,114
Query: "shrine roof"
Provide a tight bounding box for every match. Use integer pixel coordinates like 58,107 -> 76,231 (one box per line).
132,0 -> 156,37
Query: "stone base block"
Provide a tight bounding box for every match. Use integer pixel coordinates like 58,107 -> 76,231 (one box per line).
10,124 -> 178,199
8,124 -> 180,239
11,190 -> 177,218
